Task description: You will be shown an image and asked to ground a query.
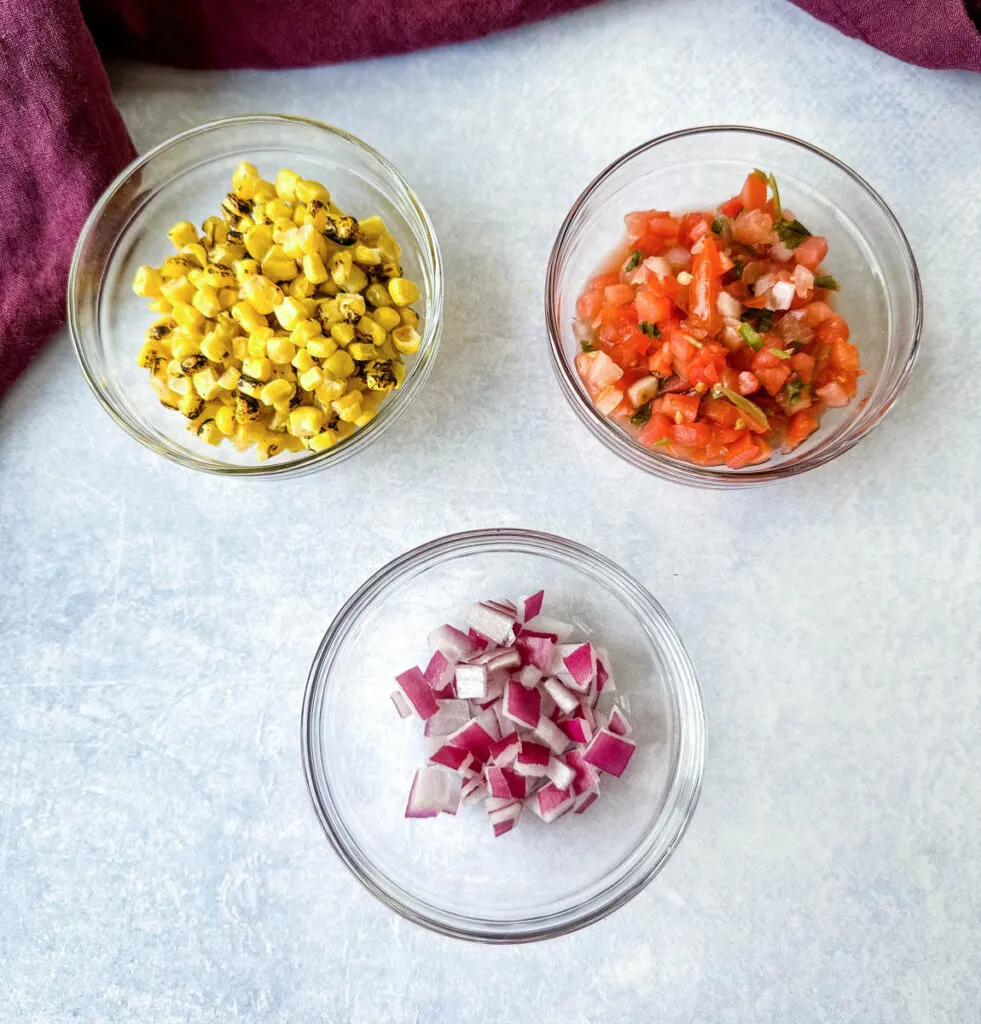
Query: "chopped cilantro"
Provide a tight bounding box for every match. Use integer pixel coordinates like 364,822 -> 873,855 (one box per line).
738,322 -> 763,351
773,217 -> 811,248
730,259 -> 744,280
624,250 -> 643,272
711,216 -> 729,236
753,169 -> 782,218
638,321 -> 661,339
741,307 -> 773,333
784,378 -> 808,404
580,340 -> 597,352
630,401 -> 653,426
813,273 -> 839,290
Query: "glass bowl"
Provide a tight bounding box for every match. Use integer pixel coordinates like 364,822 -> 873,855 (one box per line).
545,125 -> 922,488
301,529 -> 705,942
69,114 -> 443,476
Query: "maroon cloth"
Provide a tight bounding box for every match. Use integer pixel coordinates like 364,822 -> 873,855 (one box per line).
0,0 -> 978,398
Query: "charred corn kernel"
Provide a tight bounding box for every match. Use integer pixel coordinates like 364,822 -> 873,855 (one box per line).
391,324 -> 421,354
242,275 -> 283,316
299,365 -> 325,391
267,336 -> 296,364
292,349 -> 316,374
234,393 -> 263,423
195,419 -> 223,446
259,378 -> 295,406
325,350 -> 355,379
231,336 -> 249,360
248,326 -> 274,358
217,366 -> 241,391
242,357 -> 272,382
232,160 -> 261,200
192,367 -> 221,400
314,299 -> 341,327
393,359 -> 406,387
160,276 -> 196,305
160,255 -> 192,280
221,192 -> 253,222
388,277 -> 420,306
172,302 -> 204,331
148,298 -> 172,313
201,216 -> 227,248
356,315 -> 386,347
179,353 -> 209,376
261,245 -> 298,282
218,287 -> 239,310
275,168 -> 301,201
202,263 -> 237,289
269,406 -> 290,431
156,386 -> 181,409
274,296 -> 306,331
305,429 -> 338,452
303,199 -> 329,232
302,253 -> 329,284
179,242 -> 208,269
331,391 -> 362,422
341,265 -> 368,293
364,359 -> 398,391
324,213 -> 359,246
168,222 -> 199,249
314,377 -> 346,404
330,250 -> 353,286
301,297 -> 320,316
288,406 -> 324,437
255,436 -> 288,461
232,301 -> 268,334
237,374 -> 264,399
244,224 -> 275,262
357,215 -> 386,240
400,307 -> 420,329
137,341 -> 167,369
233,258 -> 261,283
348,342 -> 378,362
211,240 -> 246,267
372,306 -> 402,332
336,293 -> 365,323
192,286 -> 223,319
294,179 -> 328,204
133,265 -> 163,298
379,260 -> 402,281
178,391 -> 205,419
365,282 -> 392,308
306,337 -> 337,360
288,274 -> 314,300
290,319 -> 321,345
214,404 -> 237,436
353,244 -> 383,265
330,322 -> 356,347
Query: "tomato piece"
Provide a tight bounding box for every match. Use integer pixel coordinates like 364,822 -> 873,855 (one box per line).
817,314 -> 850,345
679,212 -> 711,248
751,437 -> 774,464
758,366 -> 791,396
786,409 -> 819,449
790,353 -> 815,382
725,432 -> 760,469
710,425 -> 744,444
589,271 -> 621,291
793,235 -> 829,270
815,380 -> 850,407
739,172 -> 768,211
830,337 -> 861,372
732,208 -> 774,245
670,422 -> 712,447
688,237 -> 722,336
802,300 -> 834,327
720,196 -> 743,218
604,283 -> 635,307
577,289 -> 604,320
660,393 -> 700,423
637,412 -> 673,447
648,341 -> 673,378
648,215 -> 680,239
635,290 -> 672,324
625,212 -> 653,240
737,371 -> 760,395
751,347 -> 781,372
702,396 -> 739,428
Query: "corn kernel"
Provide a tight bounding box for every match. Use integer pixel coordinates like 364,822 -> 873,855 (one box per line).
274,296 -> 307,331
341,265 -> 368,294
299,366 -> 325,392
179,242 -> 208,269
353,406 -> 378,428
316,279 -> 340,298
331,391 -> 362,422
301,297 -> 319,316
201,216 -> 227,248
231,337 -> 249,361
148,298 -> 172,313
288,406 -> 324,438
168,222 -> 199,249
160,276 -> 196,305
372,306 -> 401,332
330,322 -> 356,347
336,293 -> 366,323
199,331 -> 230,364
233,258 -> 261,283
259,378 -> 295,406
218,287 -> 239,310
171,302 -> 205,331
244,224 -> 275,262
353,244 -> 383,265
248,327 -> 274,358
200,263 -> 235,290
290,319 -> 321,346
275,168 -> 301,201
242,357 -> 272,382
364,359 -> 398,391
292,349 -> 316,373
234,394 -> 263,423
232,301 -> 268,334
192,367 -> 221,400
178,391 -> 205,420
377,233 -> 402,263
365,282 -> 392,308
301,253 -> 329,285
305,429 -> 338,452
237,374 -> 264,398
348,342 -> 379,362
254,180 -> 277,203
261,244 -> 298,282
335,420 -> 356,440
391,325 -> 421,354
187,268 -> 207,289
232,160 -> 260,200
306,337 -> 337,360
325,350 -> 355,379
393,359 -> 406,387
256,436 -> 289,461
217,366 -> 241,390
400,307 -> 420,329
293,179 -> 327,204
303,200 -> 329,232
133,265 -> 163,298
330,250 -> 353,286
214,405 -> 236,435
242,275 -> 283,316
357,215 -> 386,240
191,286 -> 223,319
388,278 -> 420,306
267,336 -> 297,364
288,274 -> 314,300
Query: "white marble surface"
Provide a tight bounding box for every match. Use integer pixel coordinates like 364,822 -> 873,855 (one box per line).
2,0 -> 980,1019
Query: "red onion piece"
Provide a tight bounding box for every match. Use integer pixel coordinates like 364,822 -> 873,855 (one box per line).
503,679 -> 541,729
489,733 -> 520,766
428,624 -> 477,661
454,663 -> 488,700
583,728 -> 636,777
546,756 -> 575,790
529,783 -> 575,824
607,706 -> 633,737
543,677 -> 579,714
532,716 -> 569,755
518,590 -> 545,623
396,667 -> 440,720
465,602 -> 517,647
391,691 -> 412,719
405,767 -> 461,818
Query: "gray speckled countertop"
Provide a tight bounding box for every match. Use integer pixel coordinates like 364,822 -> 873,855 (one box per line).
2,0 -> 980,1020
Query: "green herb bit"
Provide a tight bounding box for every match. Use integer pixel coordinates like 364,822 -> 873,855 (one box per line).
784,378 -> 808,404
738,322 -> 764,351
740,306 -> 774,333
651,438 -> 669,448
580,340 -> 597,352
773,217 -> 811,248
630,401 -> 653,426
753,168 -> 782,217
711,216 -> 730,236
813,273 -> 839,290
721,386 -> 769,430
639,321 -> 661,339
768,347 -> 792,360
730,259 -> 745,280
625,250 -> 643,272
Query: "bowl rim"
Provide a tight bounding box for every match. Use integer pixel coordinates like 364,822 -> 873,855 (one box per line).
544,123 -> 923,489
68,112 -> 443,477
300,527 -> 706,943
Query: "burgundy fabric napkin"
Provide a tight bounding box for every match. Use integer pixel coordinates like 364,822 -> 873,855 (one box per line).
0,0 -> 978,398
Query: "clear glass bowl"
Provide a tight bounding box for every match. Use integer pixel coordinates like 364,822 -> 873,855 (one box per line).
69,114 -> 443,476
302,529 -> 705,942
545,125 -> 922,488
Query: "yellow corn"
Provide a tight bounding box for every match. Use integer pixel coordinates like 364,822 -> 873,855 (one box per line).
314,378 -> 346,405
201,216 -> 227,248
168,222 -> 199,249
148,297 -> 172,313
316,279 -> 340,298
299,365 -> 325,391
192,367 -> 222,400
255,436 -> 288,461
336,293 -> 366,323
305,429 -> 339,452
159,277 -> 195,306
234,394 -> 263,423
242,275 -> 283,316
214,405 -> 237,435
331,391 -> 362,423
303,200 -> 329,232
201,263 -> 236,289
330,322 -> 356,347
388,278 -> 420,306
372,306 -> 402,332
196,330 -> 227,364
261,245 -> 298,282
400,307 -> 420,329
178,391 -> 205,420
236,374 -> 264,398
288,274 -> 314,300
364,282 -> 392,308
274,296 -> 307,331
260,378 -> 295,406
353,244 -> 383,265
232,161 -> 261,200
211,240 -> 246,267
356,315 -> 386,347
217,366 -> 241,391
306,337 -> 337,360
171,301 -> 204,331
348,342 -> 378,362
233,258 -> 261,283
298,253 -> 326,286
357,215 -> 386,240
179,242 -> 208,269
231,336 -> 249,361
245,224 -> 275,262
132,265 -> 163,298
219,287 -> 239,310
324,350 -> 355,379
341,265 -> 368,294
290,319 -> 321,346
267,336 -> 297,364
330,250 -> 353,286
231,301 -> 268,334
247,326 -> 274,358
364,360 -> 398,391
393,360 -> 406,387
254,180 -> 277,203
292,349 -> 316,373
160,255 -> 193,280
275,168 -> 301,201
288,406 -> 324,437
190,286 -> 222,319
377,233 -> 402,262
391,325 -> 421,354
242,357 -> 272,382
294,179 -> 328,204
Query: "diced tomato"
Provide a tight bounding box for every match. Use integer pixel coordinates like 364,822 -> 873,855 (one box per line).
575,349 -> 623,397
815,380 -> 850,407
688,237 -> 722,336
702,396 -> 739,427
720,196 -> 743,218
604,283 -> 635,306
750,347 -> 781,372
794,235 -> 829,270
786,409 -> 819,449
739,172 -> 768,211
725,432 -> 760,469
660,393 -> 700,423
589,271 -> 621,291
790,352 -> 815,383
577,289 -> 604,320
648,342 -> 673,378
830,337 -> 861,372
710,425 -> 744,444
624,212 -> 653,240
817,313 -> 850,345
758,366 -> 792,396
737,371 -> 760,395
803,300 -> 834,327
751,437 -> 774,464
637,412 -> 673,447
635,290 -> 673,325
648,215 -> 680,239
732,209 -> 773,245
670,421 -> 712,447
679,212 -> 711,248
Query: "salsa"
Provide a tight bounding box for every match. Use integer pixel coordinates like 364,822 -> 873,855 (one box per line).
574,171 -> 861,468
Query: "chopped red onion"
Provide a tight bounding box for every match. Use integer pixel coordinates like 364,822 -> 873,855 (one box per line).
532,715 -> 569,755
516,633 -> 554,672
428,624 -> 478,661
544,677 -> 579,714
559,717 -> 592,745
546,756 -> 575,790
405,767 -> 461,818
607,706 -> 633,737
390,690 -> 412,719
424,699 -> 471,737
574,788 -> 600,814
525,614 -> 574,641
583,728 -> 636,777
466,602 -> 517,647
561,642 -> 596,689
503,679 -> 541,729
565,748 -> 601,795
517,590 -> 544,622
455,663 -> 488,700
489,733 -> 520,766
424,650 -> 457,694
468,627 -> 491,651
396,667 -> 440,720
429,742 -> 472,772
461,776 -> 489,805
529,783 -> 575,824
517,664 -> 543,689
